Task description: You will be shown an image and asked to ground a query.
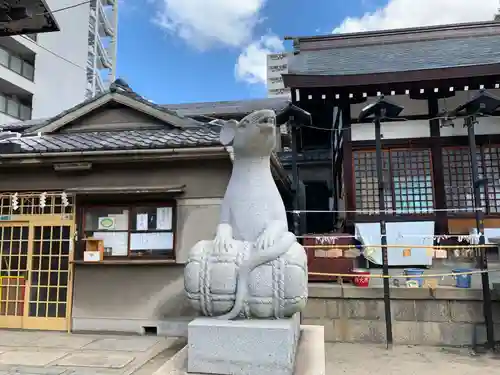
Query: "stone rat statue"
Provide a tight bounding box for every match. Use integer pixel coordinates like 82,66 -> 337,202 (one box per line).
184,109 -> 308,320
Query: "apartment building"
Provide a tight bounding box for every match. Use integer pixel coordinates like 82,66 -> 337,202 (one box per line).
0,0 -> 117,125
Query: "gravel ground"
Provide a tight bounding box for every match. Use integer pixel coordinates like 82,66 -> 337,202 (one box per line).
326,343 -> 500,375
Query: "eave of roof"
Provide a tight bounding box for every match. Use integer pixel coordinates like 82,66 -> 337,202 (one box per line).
288,20 -> 500,44
64,185 -> 186,195
0,118 -> 49,132
0,0 -> 60,37
0,127 -> 222,156
283,63 -> 500,90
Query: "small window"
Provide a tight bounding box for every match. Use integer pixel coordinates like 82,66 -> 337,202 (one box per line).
19,104 -> 31,120
22,62 -> 34,81
0,48 -> 9,66
81,204 -> 175,260
9,56 -> 22,75
6,98 -> 19,118
130,205 -> 173,257
83,207 -> 129,257
0,94 -> 7,113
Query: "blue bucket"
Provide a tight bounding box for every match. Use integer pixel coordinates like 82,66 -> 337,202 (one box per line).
403,268 -> 425,287
452,269 -> 472,289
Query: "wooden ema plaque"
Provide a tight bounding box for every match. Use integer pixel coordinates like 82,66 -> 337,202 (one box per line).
306,233 -> 357,282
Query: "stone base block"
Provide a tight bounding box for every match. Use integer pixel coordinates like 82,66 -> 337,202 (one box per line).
153,324 -> 325,375
188,314 -> 300,375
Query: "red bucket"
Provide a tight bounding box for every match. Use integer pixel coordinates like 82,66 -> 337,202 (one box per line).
352,268 -> 370,287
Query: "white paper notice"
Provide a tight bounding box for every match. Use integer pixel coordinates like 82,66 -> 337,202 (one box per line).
130,232 -> 173,250
93,231 -> 128,256
136,213 -> 149,231
110,212 -> 129,230
156,207 -> 172,230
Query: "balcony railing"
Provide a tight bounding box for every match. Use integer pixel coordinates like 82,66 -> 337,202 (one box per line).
98,1 -> 114,37
0,93 -> 31,121
0,46 -> 34,81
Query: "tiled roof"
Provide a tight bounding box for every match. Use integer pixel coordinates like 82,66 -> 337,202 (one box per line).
3,127 -> 221,154
0,118 -> 49,132
288,34 -> 500,76
164,97 -> 291,118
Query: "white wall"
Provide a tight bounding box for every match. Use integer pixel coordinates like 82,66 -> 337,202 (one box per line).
31,0 -> 90,118
440,116 -> 500,137
350,90 -> 500,141
350,94 -> 430,141
439,89 -> 500,137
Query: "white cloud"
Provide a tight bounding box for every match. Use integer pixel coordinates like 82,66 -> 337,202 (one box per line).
154,0 -> 266,50
334,0 -> 498,33
235,34 -> 284,85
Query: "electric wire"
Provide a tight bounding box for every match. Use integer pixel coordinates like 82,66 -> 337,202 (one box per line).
296,234 -> 488,240
19,35 -> 86,70
308,268 -> 500,279
35,0 -> 92,16
286,207 -> 485,214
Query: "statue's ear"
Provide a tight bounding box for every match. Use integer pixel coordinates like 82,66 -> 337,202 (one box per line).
219,119 -> 238,146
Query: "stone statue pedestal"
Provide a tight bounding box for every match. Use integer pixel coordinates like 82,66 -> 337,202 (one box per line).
188,314 -> 300,375
153,318 -> 325,375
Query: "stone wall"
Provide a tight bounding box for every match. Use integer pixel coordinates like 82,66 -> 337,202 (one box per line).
303,284 -> 500,346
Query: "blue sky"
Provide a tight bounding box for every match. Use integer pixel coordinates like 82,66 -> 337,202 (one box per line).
114,0 -> 498,105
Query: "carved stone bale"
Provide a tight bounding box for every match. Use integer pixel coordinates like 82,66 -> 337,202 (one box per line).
184,239 -> 308,319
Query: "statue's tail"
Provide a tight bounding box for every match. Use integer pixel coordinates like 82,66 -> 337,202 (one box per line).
216,232 -> 296,320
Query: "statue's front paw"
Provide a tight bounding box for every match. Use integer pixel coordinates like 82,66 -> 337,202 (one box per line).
256,228 -> 279,251
214,224 -> 235,253
214,235 -> 235,253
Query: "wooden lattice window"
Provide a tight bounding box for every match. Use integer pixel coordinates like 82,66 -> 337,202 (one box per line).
442,147 -> 486,213
353,149 -> 434,214
354,150 -> 392,212
483,146 -> 500,213
445,146 -> 500,213
391,149 -> 433,214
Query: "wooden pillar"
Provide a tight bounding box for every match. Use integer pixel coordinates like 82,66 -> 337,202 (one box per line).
428,94 -> 447,235
340,96 -> 354,231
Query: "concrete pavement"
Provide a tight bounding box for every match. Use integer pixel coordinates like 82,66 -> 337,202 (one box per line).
0,330 -> 185,375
